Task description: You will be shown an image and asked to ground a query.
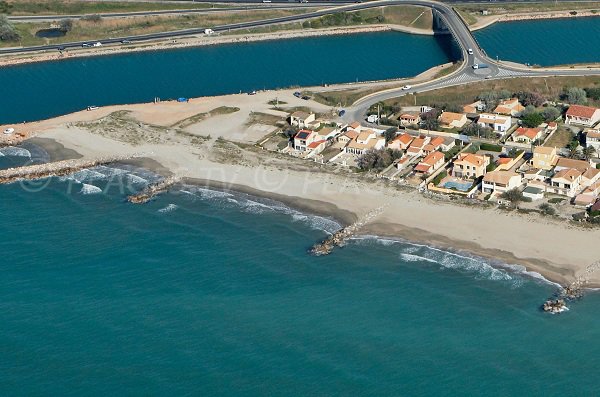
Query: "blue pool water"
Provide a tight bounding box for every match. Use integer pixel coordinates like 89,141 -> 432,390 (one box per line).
444,180 -> 472,191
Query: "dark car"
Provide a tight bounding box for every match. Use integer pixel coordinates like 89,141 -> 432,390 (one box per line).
293,91 -> 302,98
301,95 -> 310,100
121,39 -> 132,44
338,109 -> 346,117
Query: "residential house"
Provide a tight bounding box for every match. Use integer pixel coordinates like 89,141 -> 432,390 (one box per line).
337,130 -> 358,145
439,136 -> 456,152
532,146 -> 557,170
414,151 -> 445,175
493,98 -> 524,116
554,157 -> 591,173
315,126 -> 340,141
289,111 -> 315,129
581,167 -> 600,188
565,104 -> 600,127
405,136 -> 430,157
439,112 -> 468,129
388,133 -> 414,151
347,121 -> 361,131
306,140 -> 327,156
549,168 -> 583,197
482,171 -> 522,195
574,180 -> 600,207
399,113 -> 421,126
585,129 -> 600,157
523,168 -> 553,182
305,118 -> 322,130
522,184 -> 545,201
423,136 -> 446,155
452,153 -> 490,179
513,127 -> 542,144
477,113 -> 512,135
345,129 -> 385,155
463,100 -> 485,114
293,130 -> 317,152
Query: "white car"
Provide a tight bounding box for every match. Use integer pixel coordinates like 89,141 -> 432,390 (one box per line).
468,48 -> 473,55
92,42 -> 102,47
472,64 -> 479,70
401,85 -> 412,90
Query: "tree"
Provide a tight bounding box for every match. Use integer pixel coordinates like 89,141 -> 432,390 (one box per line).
59,18 -> 74,32
564,87 -> 587,105
357,148 -> 401,171
521,112 -> 544,128
461,123 -> 494,139
516,91 -> 545,107
542,106 -> 561,122
520,105 -> 537,117
0,14 -> 19,41
420,109 -> 440,131
539,203 -> 556,216
383,127 -> 398,143
567,140 -> 580,159
500,188 -> 525,207
582,146 -> 596,161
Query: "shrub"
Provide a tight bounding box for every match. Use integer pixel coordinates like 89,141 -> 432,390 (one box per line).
563,87 -> 587,105
500,188 -> 526,206
572,212 -> 587,221
539,203 -> 556,216
433,170 -> 447,186
59,18 -> 73,32
0,14 -> 19,41
542,106 -> 561,122
81,14 -> 102,22
521,112 -> 544,128
479,143 -> 502,152
548,197 -> 565,204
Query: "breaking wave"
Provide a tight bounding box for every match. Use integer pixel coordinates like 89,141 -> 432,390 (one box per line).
0,147 -> 31,158
158,203 -> 178,213
80,183 -> 102,195
178,185 -> 340,234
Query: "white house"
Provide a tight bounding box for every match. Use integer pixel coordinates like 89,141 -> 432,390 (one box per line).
477,113 -> 512,135
289,111 -> 316,129
585,129 -> 600,157
482,170 -> 522,195
565,105 -> 600,127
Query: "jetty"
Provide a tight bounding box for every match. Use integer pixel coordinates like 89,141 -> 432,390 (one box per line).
310,206 -> 386,256
127,176 -> 181,204
541,259 -> 600,314
0,156 -> 132,185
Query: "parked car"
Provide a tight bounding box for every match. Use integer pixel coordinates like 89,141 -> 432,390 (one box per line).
468,48 -> 473,55
301,95 -> 310,100
248,90 -> 257,95
92,42 -> 102,47
293,91 -> 302,98
338,109 -> 346,117
472,64 -> 479,69
121,39 -> 132,44
402,85 -> 412,90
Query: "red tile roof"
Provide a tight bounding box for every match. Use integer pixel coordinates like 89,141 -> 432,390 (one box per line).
566,104 -> 600,119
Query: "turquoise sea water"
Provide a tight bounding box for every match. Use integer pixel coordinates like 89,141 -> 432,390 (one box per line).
475,17 -> 600,66
1,146 -> 600,395
0,31 -> 458,124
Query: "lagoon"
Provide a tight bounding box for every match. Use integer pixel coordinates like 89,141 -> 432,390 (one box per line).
0,32 -> 458,124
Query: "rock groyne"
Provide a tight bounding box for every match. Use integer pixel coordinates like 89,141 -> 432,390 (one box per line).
310,206 -> 386,256
127,176 -> 181,204
0,156 -> 132,185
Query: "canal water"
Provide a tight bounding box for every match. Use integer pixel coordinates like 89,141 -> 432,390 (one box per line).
474,16 -> 600,66
0,32 -> 458,124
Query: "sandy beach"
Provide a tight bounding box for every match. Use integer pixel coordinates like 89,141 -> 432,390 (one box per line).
8,90 -> 600,288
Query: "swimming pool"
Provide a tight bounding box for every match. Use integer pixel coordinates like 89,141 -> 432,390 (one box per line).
443,180 -> 472,192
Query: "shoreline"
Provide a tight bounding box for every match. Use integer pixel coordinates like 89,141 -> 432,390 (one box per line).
24,123 -> 600,289
1,10 -> 599,68
27,136 -> 571,288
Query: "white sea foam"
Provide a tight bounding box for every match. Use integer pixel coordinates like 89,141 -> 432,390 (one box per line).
126,174 -> 148,185
158,203 -> 178,213
71,169 -> 107,183
80,183 -> 102,195
349,235 -> 561,288
0,147 -> 31,157
177,185 -> 340,233
400,253 -> 439,264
